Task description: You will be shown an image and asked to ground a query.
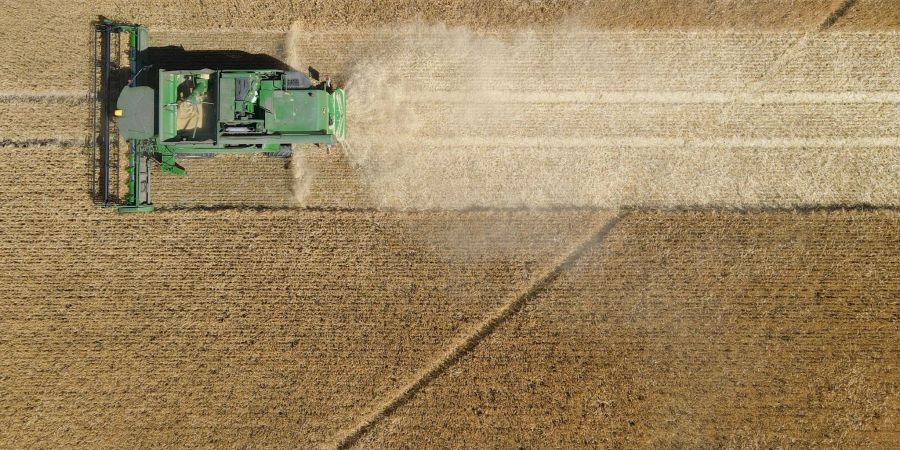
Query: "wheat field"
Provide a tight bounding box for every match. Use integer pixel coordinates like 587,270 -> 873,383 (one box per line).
0,1 -> 898,448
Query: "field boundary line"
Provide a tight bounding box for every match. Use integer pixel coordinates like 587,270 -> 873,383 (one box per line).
332,212 -> 626,449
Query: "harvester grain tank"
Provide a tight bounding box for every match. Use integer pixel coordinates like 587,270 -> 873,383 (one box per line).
90,19 -> 346,212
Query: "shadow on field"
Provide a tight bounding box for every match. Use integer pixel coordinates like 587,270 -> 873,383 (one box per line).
146,46 -> 292,71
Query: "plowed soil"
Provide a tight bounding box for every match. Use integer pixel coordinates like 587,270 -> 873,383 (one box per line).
1,0 -> 898,448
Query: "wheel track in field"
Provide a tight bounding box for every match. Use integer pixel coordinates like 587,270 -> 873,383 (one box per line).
332,211 -> 625,449
331,199 -> 897,450
819,0 -> 860,31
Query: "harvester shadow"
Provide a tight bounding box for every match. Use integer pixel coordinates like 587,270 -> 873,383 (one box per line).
146,46 -> 292,71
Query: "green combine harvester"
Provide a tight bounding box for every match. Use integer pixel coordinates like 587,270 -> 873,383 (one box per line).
91,19 -> 346,212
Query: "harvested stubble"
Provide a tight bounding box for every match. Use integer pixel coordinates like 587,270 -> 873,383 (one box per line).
0,146 -> 614,448
357,209 -> 900,449
151,154 -> 297,208
294,147 -> 373,208
151,149 -> 373,209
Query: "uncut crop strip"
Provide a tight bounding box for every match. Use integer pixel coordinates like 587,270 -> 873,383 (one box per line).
4,0 -> 862,91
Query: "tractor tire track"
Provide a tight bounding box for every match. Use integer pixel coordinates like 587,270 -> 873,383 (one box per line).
333,212 -> 624,449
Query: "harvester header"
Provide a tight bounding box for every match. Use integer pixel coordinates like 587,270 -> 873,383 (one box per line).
90,19 -> 346,212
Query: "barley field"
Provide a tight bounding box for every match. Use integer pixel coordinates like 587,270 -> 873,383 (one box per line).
0,0 -> 897,448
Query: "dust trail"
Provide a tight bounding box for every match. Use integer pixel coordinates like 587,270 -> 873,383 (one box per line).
290,155 -> 316,206
335,24 -> 569,209
287,26 -> 900,209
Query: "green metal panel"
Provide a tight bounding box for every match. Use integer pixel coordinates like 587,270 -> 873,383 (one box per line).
151,69 -> 344,176
330,88 -> 346,141
159,71 -> 179,141
118,204 -> 155,213
155,144 -> 185,175
116,86 -> 154,139
265,90 -> 330,133
136,28 -> 149,51
219,76 -> 235,122
218,134 -> 335,145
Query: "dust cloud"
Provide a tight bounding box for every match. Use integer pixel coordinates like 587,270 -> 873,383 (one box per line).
287,24 -> 899,209
328,24 -> 625,209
